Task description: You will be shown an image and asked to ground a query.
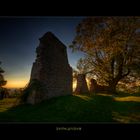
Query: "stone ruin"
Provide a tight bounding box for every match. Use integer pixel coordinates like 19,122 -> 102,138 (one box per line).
89,78 -> 109,93
89,79 -> 98,93
74,74 -> 89,94
25,32 -> 72,104
74,75 -> 110,95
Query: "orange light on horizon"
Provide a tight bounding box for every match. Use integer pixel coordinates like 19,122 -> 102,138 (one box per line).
73,81 -> 77,91
4,79 -> 90,89
4,80 -> 28,88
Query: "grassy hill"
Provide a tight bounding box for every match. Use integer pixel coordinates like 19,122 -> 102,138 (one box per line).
0,93 -> 140,123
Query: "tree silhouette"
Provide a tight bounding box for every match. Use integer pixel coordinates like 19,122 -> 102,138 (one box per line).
0,61 -> 7,87
0,61 -> 7,99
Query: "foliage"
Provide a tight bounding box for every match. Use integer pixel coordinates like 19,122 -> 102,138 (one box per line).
0,61 -> 7,87
70,17 -> 140,91
76,58 -> 92,74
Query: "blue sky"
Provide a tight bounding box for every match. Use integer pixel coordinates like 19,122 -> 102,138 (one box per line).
0,16 -> 85,88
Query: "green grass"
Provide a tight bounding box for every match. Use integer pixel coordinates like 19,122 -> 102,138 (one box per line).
0,93 -> 140,123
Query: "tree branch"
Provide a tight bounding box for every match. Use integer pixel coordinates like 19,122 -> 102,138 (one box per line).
122,68 -> 131,78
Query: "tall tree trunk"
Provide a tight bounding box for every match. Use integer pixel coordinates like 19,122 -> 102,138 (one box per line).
108,68 -> 130,94
108,80 -> 118,94
108,54 -> 130,94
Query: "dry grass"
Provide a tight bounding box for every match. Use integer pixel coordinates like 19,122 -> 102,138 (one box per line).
0,93 -> 140,122
114,96 -> 140,102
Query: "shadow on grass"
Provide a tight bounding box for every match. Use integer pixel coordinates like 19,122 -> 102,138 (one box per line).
116,91 -> 140,97
0,94 -> 140,123
0,95 -> 114,122
112,98 -> 140,123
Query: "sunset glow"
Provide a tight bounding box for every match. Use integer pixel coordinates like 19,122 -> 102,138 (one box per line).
6,80 -> 78,89
0,17 -> 84,89
73,81 -> 77,91
4,80 -> 28,88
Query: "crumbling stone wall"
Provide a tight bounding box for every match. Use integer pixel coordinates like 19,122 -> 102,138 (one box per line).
74,74 -> 89,94
26,32 -> 72,104
89,79 -> 98,93
89,78 -> 109,93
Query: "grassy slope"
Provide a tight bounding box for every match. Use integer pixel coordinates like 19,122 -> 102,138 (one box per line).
0,93 -> 140,123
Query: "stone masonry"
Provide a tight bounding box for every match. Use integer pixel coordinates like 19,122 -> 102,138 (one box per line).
89,78 -> 110,93
26,32 -> 72,104
74,74 -> 89,94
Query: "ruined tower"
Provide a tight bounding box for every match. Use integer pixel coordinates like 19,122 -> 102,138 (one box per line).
26,32 -> 72,104
74,74 -> 89,94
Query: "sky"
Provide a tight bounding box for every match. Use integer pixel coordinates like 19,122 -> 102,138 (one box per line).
0,16 -> 85,88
